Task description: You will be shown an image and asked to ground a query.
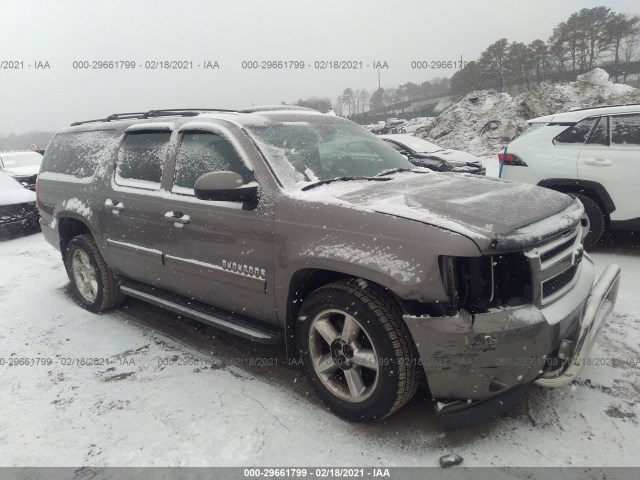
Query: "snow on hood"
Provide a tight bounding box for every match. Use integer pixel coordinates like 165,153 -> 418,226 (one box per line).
305,173 -> 577,246
418,68 -> 640,156
2,165 -> 40,177
430,149 -> 481,165
0,188 -> 36,206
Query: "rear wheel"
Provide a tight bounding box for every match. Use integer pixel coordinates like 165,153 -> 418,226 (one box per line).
296,280 -> 418,422
575,193 -> 605,250
64,234 -> 125,312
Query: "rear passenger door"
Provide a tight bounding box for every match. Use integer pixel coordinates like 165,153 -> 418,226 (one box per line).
161,129 -> 277,324
100,127 -> 173,289
578,114 -> 640,221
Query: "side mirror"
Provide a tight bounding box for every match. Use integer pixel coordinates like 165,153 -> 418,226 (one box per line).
194,171 -> 258,206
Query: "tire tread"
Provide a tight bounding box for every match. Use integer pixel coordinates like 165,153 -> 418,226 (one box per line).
66,234 -> 125,311
313,280 -> 419,418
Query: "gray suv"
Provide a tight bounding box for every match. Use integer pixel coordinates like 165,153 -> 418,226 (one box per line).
37,107 -> 621,425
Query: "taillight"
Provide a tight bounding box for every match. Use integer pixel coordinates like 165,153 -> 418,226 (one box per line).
497,152 -> 527,166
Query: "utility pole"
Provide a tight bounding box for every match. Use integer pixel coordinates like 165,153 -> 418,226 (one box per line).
378,68 -> 381,90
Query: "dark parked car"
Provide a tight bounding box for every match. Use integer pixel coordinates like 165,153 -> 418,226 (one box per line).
0,151 -> 44,190
380,134 -> 486,174
0,171 -> 40,234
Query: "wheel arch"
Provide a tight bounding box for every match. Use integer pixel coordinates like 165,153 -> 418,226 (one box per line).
537,178 -> 615,217
284,268 -> 406,359
57,215 -> 94,255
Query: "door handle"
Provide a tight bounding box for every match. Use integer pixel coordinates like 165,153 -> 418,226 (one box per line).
164,211 -> 191,226
584,158 -> 612,166
105,199 -> 124,214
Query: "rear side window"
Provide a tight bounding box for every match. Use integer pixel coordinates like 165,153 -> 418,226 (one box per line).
42,130 -> 116,178
115,131 -> 171,189
173,131 -> 248,192
553,117 -> 597,145
587,116 -> 609,146
611,114 -> 640,146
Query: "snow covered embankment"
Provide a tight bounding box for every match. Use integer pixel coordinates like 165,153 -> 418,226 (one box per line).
418,68 -> 640,156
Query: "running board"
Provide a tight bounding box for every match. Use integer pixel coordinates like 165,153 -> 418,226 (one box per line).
119,282 -> 283,345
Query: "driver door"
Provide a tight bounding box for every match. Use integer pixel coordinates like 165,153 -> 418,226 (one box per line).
161,129 -> 277,324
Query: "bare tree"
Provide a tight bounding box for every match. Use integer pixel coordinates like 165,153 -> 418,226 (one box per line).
357,89 -> 370,114
341,88 -> 355,116
334,96 -> 343,116
605,13 -> 639,81
621,28 -> 640,82
369,88 -> 385,111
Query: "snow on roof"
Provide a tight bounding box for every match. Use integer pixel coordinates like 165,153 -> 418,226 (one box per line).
125,122 -> 174,132
531,104 -> 640,124
0,151 -> 43,158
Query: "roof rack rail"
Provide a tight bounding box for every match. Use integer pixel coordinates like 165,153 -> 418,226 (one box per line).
567,102 -> 640,113
70,108 -> 238,126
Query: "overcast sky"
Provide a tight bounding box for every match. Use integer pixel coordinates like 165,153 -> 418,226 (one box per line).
1,0 -> 638,134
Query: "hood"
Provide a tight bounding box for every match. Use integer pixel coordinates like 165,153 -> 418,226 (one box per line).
429,149 -> 481,165
0,188 -> 36,206
310,173 -> 581,249
2,165 -> 40,177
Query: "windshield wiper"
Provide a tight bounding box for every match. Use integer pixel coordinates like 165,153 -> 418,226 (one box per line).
301,176 -> 391,191
375,168 -> 429,177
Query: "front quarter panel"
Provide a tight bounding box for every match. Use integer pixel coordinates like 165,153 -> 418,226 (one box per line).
274,193 -> 481,318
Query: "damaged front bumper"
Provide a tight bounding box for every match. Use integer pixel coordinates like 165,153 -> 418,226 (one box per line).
403,255 -> 621,421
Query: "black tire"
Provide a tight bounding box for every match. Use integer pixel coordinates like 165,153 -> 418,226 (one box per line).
296,280 -> 418,422
64,234 -> 125,312
575,193 -> 605,250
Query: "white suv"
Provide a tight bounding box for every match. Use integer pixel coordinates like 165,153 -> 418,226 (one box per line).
500,104 -> 640,249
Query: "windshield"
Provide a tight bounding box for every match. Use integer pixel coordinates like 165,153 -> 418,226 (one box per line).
395,136 -> 442,154
245,116 -> 414,188
0,172 -> 21,191
1,152 -> 43,168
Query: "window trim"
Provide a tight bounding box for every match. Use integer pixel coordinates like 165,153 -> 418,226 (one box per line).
585,116 -> 610,147
113,129 -> 173,191
552,116 -> 599,146
170,129 -> 253,197
610,112 -> 640,147
41,129 -> 117,180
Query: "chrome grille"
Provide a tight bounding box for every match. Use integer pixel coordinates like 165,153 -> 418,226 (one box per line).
525,224 -> 583,306
542,264 -> 579,298
540,235 -> 578,263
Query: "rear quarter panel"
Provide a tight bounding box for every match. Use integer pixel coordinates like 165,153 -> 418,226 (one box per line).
502,124 -> 579,184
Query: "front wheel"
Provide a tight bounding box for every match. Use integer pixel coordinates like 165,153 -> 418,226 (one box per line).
575,193 -> 605,250
296,280 -> 418,422
64,234 -> 125,312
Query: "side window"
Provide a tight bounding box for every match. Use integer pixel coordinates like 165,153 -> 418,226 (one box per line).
173,131 -> 249,193
553,117 -> 597,145
115,131 -> 171,189
587,116 -> 609,146
611,114 -> 640,146
42,130 -> 116,178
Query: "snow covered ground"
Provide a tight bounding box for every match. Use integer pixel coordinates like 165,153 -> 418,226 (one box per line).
1,229 -> 640,467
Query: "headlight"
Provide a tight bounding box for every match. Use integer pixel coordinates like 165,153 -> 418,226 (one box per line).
439,253 -> 532,313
